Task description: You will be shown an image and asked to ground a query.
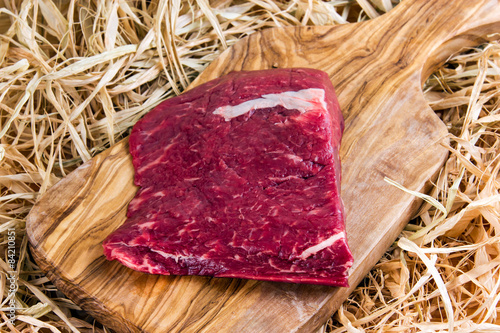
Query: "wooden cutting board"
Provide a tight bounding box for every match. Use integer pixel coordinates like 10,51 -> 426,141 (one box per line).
26,1 -> 500,332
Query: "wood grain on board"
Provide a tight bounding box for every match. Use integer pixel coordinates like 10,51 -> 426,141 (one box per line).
27,0 -> 500,332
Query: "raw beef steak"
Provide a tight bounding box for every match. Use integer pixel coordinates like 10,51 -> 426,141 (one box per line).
103,68 -> 353,287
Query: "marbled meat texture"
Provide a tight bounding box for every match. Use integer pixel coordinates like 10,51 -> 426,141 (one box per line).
103,68 -> 353,287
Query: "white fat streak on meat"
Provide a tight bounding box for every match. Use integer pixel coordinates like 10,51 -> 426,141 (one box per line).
268,259 -> 294,273
128,190 -> 167,213
109,243 -> 194,274
185,177 -> 201,181
299,231 -> 346,259
127,188 -> 152,212
213,88 -> 327,121
151,249 -> 206,263
136,133 -> 181,174
268,175 -> 299,183
108,248 -> 159,273
138,221 -> 156,230
285,154 -> 304,162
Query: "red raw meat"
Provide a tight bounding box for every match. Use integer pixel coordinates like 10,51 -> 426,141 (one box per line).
103,68 -> 353,287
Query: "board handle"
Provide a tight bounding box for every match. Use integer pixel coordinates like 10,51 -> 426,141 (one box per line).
365,0 -> 500,79
378,0 -> 500,77
408,0 -> 500,80
383,0 -> 500,40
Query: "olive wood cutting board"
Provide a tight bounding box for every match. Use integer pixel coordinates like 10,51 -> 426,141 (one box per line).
26,0 -> 500,332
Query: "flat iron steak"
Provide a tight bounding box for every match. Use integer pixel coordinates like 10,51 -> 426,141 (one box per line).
103,68 -> 353,287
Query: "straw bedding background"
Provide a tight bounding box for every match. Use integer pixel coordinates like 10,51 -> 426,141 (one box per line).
0,0 -> 499,332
